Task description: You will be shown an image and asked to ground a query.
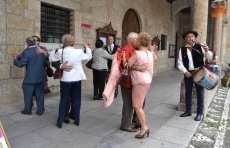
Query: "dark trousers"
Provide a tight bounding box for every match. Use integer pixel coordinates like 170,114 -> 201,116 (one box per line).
184,76 -> 204,115
120,87 -> 133,128
93,69 -> 107,98
22,82 -> 45,115
65,97 -> 74,120
57,81 -> 82,124
106,68 -> 118,97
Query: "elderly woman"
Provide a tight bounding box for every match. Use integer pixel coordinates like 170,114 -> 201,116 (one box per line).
122,32 -> 157,139
91,40 -> 114,100
51,34 -> 92,128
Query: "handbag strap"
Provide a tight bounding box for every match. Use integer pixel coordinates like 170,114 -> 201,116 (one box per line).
61,48 -> 64,63
122,63 -> 130,75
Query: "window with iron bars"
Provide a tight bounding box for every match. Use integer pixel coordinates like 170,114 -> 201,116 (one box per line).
41,3 -> 72,43
161,34 -> 167,50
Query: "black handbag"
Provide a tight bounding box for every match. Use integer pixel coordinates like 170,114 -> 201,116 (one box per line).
85,59 -> 93,69
46,66 -> 53,77
85,50 -> 94,69
118,65 -> 131,86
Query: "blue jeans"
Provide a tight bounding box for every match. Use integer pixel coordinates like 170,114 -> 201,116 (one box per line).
184,76 -> 204,115
57,81 -> 82,124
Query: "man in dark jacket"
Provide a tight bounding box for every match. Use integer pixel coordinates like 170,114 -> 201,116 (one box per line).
13,37 -> 49,115
104,35 -> 119,98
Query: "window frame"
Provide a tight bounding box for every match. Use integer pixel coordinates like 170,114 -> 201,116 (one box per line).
40,3 -> 72,43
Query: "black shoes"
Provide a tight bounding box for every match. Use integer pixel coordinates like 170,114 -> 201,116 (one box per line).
135,129 -> 150,139
69,114 -> 74,120
93,96 -> 103,100
56,123 -> 62,128
195,114 -> 202,121
74,121 -> 79,126
180,112 -> 192,117
21,111 -> 31,115
64,119 -> 70,124
134,123 -> 141,129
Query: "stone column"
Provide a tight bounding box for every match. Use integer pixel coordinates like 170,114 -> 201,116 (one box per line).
191,0 -> 209,43
220,19 -> 228,65
212,17 -> 223,59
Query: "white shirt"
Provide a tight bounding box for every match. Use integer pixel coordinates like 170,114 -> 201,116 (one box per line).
178,44 -> 213,74
107,44 -> 114,53
50,46 -> 92,81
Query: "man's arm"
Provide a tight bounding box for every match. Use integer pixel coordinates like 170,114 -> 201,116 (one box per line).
13,52 -> 29,68
177,48 -> 187,74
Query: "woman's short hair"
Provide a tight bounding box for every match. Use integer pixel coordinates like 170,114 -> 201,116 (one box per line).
95,39 -> 104,48
61,34 -> 68,44
63,34 -> 75,46
32,35 -> 41,42
137,32 -> 152,47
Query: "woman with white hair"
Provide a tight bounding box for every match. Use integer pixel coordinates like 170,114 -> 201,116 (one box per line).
50,34 -> 92,128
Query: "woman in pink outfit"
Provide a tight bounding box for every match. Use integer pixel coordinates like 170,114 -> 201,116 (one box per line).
122,32 -> 158,139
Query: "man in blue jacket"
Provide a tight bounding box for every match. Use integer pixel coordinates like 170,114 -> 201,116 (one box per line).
13,37 -> 49,115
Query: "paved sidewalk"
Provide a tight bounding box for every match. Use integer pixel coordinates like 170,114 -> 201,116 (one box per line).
0,69 -> 217,148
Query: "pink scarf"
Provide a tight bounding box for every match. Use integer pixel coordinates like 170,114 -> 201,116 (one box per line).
103,53 -> 121,107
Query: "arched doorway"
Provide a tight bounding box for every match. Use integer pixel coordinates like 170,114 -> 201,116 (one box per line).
121,9 -> 140,47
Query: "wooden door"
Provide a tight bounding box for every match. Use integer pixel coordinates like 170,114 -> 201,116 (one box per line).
122,9 -> 140,47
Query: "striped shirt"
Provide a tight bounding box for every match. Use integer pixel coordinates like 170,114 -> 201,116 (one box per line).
91,48 -> 113,71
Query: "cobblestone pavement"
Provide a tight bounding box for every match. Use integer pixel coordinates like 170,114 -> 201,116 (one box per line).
189,87 -> 230,148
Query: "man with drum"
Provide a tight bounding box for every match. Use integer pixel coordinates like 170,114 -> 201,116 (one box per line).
178,30 -> 213,121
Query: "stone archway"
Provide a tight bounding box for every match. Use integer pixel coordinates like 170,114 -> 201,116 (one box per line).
121,9 -> 140,47
120,0 -> 148,47
171,0 -> 192,17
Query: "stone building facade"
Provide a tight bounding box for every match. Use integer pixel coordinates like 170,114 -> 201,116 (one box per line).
0,0 -> 229,106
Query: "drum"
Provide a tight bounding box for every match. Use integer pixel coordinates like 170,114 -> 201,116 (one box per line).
193,67 -> 219,90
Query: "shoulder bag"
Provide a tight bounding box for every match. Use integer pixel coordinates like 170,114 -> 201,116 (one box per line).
53,48 -> 64,79
85,49 -> 94,69
46,66 -> 53,77
118,64 -> 131,86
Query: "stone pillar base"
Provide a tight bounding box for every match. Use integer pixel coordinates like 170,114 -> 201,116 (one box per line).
178,80 -> 207,114
178,102 -> 197,113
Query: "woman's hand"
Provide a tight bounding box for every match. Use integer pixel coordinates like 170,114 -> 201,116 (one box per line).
201,44 -> 209,52
83,42 -> 90,48
122,51 -> 126,59
149,45 -> 158,52
36,46 -> 45,54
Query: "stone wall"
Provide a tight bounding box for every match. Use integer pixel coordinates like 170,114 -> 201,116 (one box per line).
0,0 -> 184,105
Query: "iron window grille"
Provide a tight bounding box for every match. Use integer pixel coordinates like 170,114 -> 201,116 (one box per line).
41,3 -> 72,43
161,34 -> 167,50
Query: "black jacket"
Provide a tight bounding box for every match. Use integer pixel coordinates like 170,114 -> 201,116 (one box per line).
104,44 -> 119,69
